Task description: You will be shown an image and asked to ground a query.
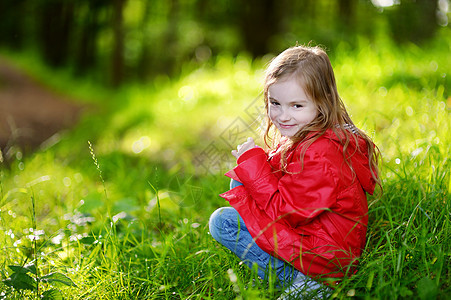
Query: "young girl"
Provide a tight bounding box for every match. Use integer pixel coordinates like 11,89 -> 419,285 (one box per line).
209,45 -> 381,297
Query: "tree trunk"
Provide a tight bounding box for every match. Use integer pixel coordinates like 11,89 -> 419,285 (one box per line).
38,1 -> 74,67
387,0 -> 438,43
338,0 -> 355,29
238,0 -> 279,57
111,0 -> 126,87
0,0 -> 28,49
136,0 -> 152,81
74,1 -> 105,76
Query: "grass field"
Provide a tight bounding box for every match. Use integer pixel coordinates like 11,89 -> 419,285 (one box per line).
0,30 -> 450,299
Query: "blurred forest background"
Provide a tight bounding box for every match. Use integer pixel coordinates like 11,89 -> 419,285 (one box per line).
0,1 -> 450,298
0,0 -> 449,87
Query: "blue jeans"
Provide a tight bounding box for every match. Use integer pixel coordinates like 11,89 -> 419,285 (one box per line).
209,206 -> 299,286
210,180 -> 330,296
229,178 -> 244,189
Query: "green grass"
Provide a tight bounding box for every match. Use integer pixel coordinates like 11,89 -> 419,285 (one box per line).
1,29 -> 450,299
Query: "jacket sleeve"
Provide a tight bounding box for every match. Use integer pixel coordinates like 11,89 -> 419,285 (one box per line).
225,147 -> 339,227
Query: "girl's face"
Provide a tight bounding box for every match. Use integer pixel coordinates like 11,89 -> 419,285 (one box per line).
268,77 -> 318,137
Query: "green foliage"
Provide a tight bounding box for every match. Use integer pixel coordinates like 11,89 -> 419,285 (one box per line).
2,264 -> 76,299
3,264 -> 36,291
0,29 -> 450,298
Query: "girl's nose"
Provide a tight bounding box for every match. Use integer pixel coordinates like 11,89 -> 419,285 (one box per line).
279,108 -> 291,121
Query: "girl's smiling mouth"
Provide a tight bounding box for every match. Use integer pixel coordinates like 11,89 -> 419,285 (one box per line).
278,123 -> 297,129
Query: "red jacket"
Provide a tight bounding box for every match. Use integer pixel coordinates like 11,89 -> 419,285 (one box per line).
220,129 -> 376,279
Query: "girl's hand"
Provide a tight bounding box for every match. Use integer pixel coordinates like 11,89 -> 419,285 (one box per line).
232,137 -> 256,159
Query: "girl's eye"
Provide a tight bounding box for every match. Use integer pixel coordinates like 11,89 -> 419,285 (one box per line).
293,104 -> 303,108
270,101 -> 280,106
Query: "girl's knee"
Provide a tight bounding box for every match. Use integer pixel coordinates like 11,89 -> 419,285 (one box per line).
209,207 -> 230,228
208,207 -> 238,240
209,207 -> 236,223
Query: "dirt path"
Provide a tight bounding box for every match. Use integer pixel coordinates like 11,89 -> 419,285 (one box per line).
0,57 -> 84,158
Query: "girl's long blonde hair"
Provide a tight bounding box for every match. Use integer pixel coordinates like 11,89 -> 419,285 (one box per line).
263,45 -> 381,190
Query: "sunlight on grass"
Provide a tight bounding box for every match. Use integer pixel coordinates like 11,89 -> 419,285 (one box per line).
0,29 -> 450,298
